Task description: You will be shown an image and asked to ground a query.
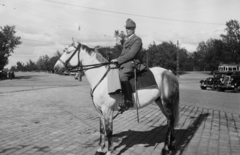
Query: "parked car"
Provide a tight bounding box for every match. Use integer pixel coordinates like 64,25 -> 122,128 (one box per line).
200,77 -> 220,90
0,70 -> 7,79
217,74 -> 240,92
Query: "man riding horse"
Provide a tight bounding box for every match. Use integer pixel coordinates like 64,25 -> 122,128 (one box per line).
111,18 -> 142,112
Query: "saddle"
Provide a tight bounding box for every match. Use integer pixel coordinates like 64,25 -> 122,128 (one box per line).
107,62 -> 158,95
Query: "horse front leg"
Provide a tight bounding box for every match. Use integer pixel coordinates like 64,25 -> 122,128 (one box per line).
95,117 -> 106,155
104,109 -> 114,155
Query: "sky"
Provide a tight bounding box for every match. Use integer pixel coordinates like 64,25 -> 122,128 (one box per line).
1,0 -> 240,68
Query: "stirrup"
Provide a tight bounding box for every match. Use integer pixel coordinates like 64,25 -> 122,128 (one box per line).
118,100 -> 133,114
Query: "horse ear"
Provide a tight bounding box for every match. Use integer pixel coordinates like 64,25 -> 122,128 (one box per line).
77,42 -> 81,49
72,37 -> 76,47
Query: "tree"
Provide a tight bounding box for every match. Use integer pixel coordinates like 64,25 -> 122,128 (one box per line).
146,41 -> 180,72
220,19 -> 240,62
25,60 -> 38,71
204,39 -> 225,72
194,41 -> 208,70
48,51 -> 63,71
16,62 -> 25,71
178,48 -> 191,71
0,25 -> 22,69
36,55 -> 50,71
10,65 -> 17,71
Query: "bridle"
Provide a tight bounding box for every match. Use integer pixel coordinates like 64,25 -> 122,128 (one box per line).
58,42 -> 131,119
58,43 -> 82,71
58,42 -> 115,97
58,43 -> 114,71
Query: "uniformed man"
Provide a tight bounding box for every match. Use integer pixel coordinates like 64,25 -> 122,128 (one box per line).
111,18 -> 142,111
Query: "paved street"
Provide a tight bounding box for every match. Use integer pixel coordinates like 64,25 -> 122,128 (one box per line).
0,72 -> 240,155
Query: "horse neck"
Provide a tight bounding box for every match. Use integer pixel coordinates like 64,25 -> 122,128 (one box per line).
80,49 -> 108,89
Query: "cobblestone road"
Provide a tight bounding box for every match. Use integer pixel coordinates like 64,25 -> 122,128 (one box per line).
0,72 -> 240,155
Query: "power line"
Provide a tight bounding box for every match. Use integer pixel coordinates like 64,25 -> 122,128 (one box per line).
17,30 -> 113,37
7,0 -> 115,39
44,0 -> 224,25
22,38 -> 54,43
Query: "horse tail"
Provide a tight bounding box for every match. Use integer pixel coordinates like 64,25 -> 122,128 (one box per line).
162,70 -> 180,128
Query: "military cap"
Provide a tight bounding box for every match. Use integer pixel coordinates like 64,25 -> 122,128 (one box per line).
125,18 -> 136,28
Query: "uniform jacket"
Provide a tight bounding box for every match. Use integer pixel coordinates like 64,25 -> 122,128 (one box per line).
117,34 -> 142,69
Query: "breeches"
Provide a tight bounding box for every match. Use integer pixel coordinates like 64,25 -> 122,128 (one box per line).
119,67 -> 133,81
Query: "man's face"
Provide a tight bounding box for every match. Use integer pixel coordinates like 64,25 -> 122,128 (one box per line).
125,27 -> 135,36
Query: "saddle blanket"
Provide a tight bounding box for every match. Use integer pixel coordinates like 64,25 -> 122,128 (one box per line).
130,68 -> 158,93
107,66 -> 158,94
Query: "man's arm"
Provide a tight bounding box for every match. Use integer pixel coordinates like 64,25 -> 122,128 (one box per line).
117,38 -> 142,65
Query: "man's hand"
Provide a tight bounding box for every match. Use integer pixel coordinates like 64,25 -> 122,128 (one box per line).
111,59 -> 118,64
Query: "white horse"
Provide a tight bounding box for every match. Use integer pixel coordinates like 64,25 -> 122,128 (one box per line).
54,42 -> 179,155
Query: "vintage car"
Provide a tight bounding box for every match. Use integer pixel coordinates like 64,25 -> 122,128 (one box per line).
200,77 -> 221,90
217,73 -> 240,92
0,70 -> 7,79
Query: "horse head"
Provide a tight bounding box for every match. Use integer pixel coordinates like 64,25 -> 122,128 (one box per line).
54,42 -> 81,74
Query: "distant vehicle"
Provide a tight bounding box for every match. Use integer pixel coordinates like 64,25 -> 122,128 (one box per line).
200,77 -> 221,90
0,70 -> 7,79
70,72 -> 76,75
217,73 -> 240,93
63,70 -> 70,75
8,71 -> 15,80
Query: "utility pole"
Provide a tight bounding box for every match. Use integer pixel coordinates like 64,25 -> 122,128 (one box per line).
146,51 -> 148,67
177,40 -> 179,78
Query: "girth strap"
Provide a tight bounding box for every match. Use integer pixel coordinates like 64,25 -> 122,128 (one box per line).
90,65 -> 111,98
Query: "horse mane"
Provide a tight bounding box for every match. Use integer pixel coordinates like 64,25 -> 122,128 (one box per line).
80,44 -> 108,63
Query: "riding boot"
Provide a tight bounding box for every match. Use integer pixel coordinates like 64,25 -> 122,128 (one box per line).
119,81 -> 134,113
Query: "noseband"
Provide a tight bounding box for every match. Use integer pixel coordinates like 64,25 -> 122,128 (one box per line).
59,43 -> 114,72
58,43 -> 82,70
58,43 -> 122,119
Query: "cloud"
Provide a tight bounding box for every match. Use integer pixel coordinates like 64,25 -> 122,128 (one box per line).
2,0 -> 238,69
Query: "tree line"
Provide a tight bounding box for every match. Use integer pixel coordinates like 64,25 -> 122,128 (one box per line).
10,51 -> 62,72
1,19 -> 240,74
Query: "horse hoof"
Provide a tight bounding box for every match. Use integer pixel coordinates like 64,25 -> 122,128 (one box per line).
168,145 -> 176,151
161,148 -> 170,155
95,151 -> 105,155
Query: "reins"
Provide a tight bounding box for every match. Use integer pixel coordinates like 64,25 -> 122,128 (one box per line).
59,43 -> 122,119
79,63 -> 122,120
90,65 -> 110,98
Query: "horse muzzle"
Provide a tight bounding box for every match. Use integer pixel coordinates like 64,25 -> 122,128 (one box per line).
54,64 -> 66,75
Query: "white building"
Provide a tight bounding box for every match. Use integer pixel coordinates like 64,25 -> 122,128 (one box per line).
218,63 -> 240,72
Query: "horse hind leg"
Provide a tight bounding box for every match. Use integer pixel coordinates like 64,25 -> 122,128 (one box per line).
163,110 -> 176,153
155,97 -> 178,155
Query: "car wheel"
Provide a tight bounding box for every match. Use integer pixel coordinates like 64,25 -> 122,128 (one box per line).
234,86 -> 240,93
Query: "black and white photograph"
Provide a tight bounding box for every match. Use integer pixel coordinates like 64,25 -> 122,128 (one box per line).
1,0 -> 240,155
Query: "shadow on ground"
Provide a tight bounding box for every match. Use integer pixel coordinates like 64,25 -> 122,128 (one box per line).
112,113 -> 209,155
0,145 -> 51,154
14,75 -> 43,80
